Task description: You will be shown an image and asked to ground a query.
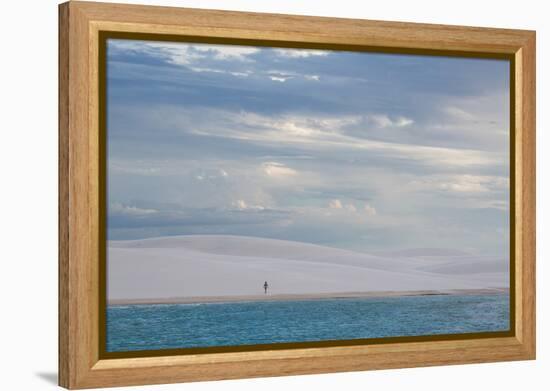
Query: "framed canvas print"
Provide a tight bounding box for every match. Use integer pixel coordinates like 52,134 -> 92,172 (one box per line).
59,1 -> 536,389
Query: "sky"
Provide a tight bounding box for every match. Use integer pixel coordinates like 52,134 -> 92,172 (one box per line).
106,39 -> 510,256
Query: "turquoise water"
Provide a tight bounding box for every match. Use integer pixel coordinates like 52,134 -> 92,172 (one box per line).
106,294 -> 509,352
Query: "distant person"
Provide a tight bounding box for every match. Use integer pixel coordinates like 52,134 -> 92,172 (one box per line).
264,281 -> 269,295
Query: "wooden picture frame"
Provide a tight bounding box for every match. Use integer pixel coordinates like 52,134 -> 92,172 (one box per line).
59,1 -> 536,389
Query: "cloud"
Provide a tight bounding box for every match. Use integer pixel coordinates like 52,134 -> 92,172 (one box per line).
107,39 -> 510,255
346,204 -> 357,212
110,202 -> 157,216
395,117 -> 415,127
230,72 -> 251,77
328,200 -> 376,216
438,176 -> 488,193
412,175 -> 509,194
444,106 -> 475,121
191,45 -> 259,61
109,40 -> 259,66
109,161 -> 161,176
305,75 -> 320,81
233,199 -> 265,211
270,76 -> 290,82
184,109 -> 501,168
235,199 -> 247,210
369,114 -> 414,128
266,69 -> 326,83
188,67 -> 252,78
267,70 -> 295,83
186,67 -> 318,83
262,162 -> 298,178
328,199 -> 343,209
195,168 -> 229,181
479,200 -> 509,210
274,48 -> 330,58
364,203 -> 377,216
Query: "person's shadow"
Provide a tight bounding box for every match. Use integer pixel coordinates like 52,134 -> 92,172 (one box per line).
35,372 -> 57,385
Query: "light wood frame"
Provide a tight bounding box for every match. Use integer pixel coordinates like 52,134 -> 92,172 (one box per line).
59,1 -> 536,389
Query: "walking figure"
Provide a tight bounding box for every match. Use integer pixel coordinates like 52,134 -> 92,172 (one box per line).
264,281 -> 269,295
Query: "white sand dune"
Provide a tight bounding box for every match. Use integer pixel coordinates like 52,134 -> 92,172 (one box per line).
107,235 -> 509,301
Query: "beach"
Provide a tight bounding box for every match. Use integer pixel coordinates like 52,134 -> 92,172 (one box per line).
108,287 -> 508,306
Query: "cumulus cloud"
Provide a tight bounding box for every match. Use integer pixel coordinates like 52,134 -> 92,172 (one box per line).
364,203 -> 377,216
346,204 -> 357,212
235,199 -> 247,210
327,200 -> 376,216
329,199 -> 343,209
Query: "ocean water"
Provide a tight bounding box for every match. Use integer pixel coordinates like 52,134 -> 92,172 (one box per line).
106,294 -> 509,352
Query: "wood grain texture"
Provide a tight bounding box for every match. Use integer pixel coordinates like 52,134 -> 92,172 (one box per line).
517,34 -> 536,356
76,1 -> 531,53
58,1 -> 536,388
58,3 -> 70,387
59,1 -> 97,388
